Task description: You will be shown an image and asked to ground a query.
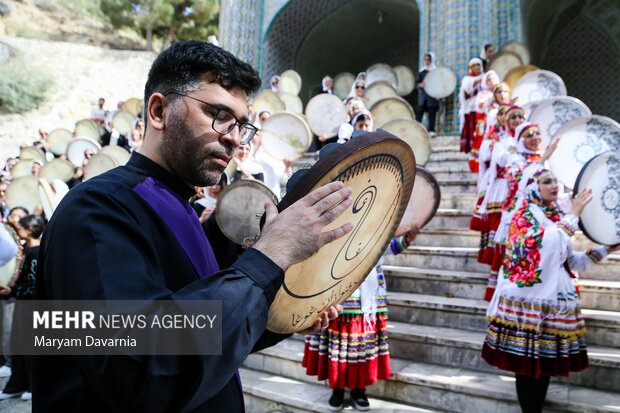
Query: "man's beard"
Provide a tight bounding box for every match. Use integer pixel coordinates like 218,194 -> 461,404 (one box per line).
160,110 -> 231,187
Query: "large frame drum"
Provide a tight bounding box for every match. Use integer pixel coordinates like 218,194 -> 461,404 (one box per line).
265,131 -> 415,333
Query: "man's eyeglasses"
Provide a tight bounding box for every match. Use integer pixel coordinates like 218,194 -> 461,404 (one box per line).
164,91 -> 257,145
355,85 -> 365,89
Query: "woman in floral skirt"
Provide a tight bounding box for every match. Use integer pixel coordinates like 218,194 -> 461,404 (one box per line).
482,165 -> 619,413
302,230 -> 418,411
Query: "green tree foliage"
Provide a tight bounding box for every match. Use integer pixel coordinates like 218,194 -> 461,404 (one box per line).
100,0 -> 219,52
0,54 -> 53,114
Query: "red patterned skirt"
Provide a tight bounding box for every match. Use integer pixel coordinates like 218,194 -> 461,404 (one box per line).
477,211 -> 502,264
469,113 -> 487,172
481,320 -> 589,378
302,313 -> 391,390
470,193 -> 485,231
460,113 -> 477,153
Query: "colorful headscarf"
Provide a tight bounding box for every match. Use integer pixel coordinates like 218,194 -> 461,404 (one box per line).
504,166 -> 560,287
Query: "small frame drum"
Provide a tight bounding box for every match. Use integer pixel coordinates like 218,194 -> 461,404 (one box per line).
112,109 -> 136,136
6,176 -> 50,214
305,93 -> 347,137
423,67 -> 457,99
101,145 -> 131,166
83,153 -> 118,181
124,97 -> 143,117
512,70 -> 567,107
278,93 -> 304,114
47,128 -> 73,156
265,131 -> 415,333
333,72 -> 355,100
260,112 -> 312,161
365,81 -> 399,109
503,64 -> 539,91
0,223 -> 21,287
381,119 -> 431,166
279,70 -> 302,95
253,90 -> 285,116
574,151 -> 620,245
370,96 -> 415,129
528,96 -> 591,148
488,50 -> 523,81
548,115 -> 620,188
500,41 -> 531,65
393,65 -> 415,96
66,138 -> 101,168
20,146 -> 46,165
365,63 -> 397,88
215,179 -> 278,246
75,119 -> 101,141
395,167 -> 441,237
40,159 -> 75,183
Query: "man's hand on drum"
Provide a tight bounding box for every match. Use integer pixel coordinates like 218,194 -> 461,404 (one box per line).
298,304 -> 343,334
0,285 -> 11,295
253,181 -> 353,270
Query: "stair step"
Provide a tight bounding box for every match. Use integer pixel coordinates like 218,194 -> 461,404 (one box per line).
426,158 -> 470,169
439,194 -> 477,210
386,246 -> 620,280
430,135 -> 461,147
386,291 -> 620,348
426,209 -> 472,230
240,367 -> 435,412
383,265 -> 488,299
437,179 -> 477,195
246,339 -> 620,412
428,152 -> 470,162
386,320 -> 620,392
384,265 -> 620,312
579,280 -> 620,312
416,228 -> 480,248
386,246 -> 489,272
426,168 -> 476,181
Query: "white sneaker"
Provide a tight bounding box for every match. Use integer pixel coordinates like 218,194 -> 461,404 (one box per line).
0,391 -> 22,400
0,365 -> 11,377
21,392 -> 32,401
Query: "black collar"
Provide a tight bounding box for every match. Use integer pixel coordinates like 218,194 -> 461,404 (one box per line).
126,152 -> 196,200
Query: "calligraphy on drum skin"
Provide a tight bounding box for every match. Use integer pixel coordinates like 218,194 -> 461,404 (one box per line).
290,280 -> 356,327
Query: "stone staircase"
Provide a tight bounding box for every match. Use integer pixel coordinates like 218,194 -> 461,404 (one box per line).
241,136 -> 620,412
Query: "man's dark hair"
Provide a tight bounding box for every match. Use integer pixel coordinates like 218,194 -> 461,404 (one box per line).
484,43 -> 494,51
144,41 -> 261,121
19,214 -> 46,239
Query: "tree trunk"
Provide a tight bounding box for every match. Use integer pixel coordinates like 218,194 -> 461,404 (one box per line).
162,27 -> 176,51
146,25 -> 153,52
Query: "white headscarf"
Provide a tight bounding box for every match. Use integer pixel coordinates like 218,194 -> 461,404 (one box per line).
321,76 -> 333,94
270,75 -> 280,92
346,78 -> 365,101
419,52 -> 437,72
468,57 -> 483,68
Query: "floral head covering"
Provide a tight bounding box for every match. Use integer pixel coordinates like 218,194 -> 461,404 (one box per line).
505,166 -> 561,287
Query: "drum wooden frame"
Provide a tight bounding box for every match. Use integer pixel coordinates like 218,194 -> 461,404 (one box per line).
265,132 -> 416,333
574,151 -> 620,245
395,166 -> 441,236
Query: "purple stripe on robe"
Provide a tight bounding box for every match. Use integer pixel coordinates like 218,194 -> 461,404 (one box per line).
133,177 -> 220,278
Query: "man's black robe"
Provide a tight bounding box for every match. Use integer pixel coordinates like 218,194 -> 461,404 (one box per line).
33,152 -> 288,412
